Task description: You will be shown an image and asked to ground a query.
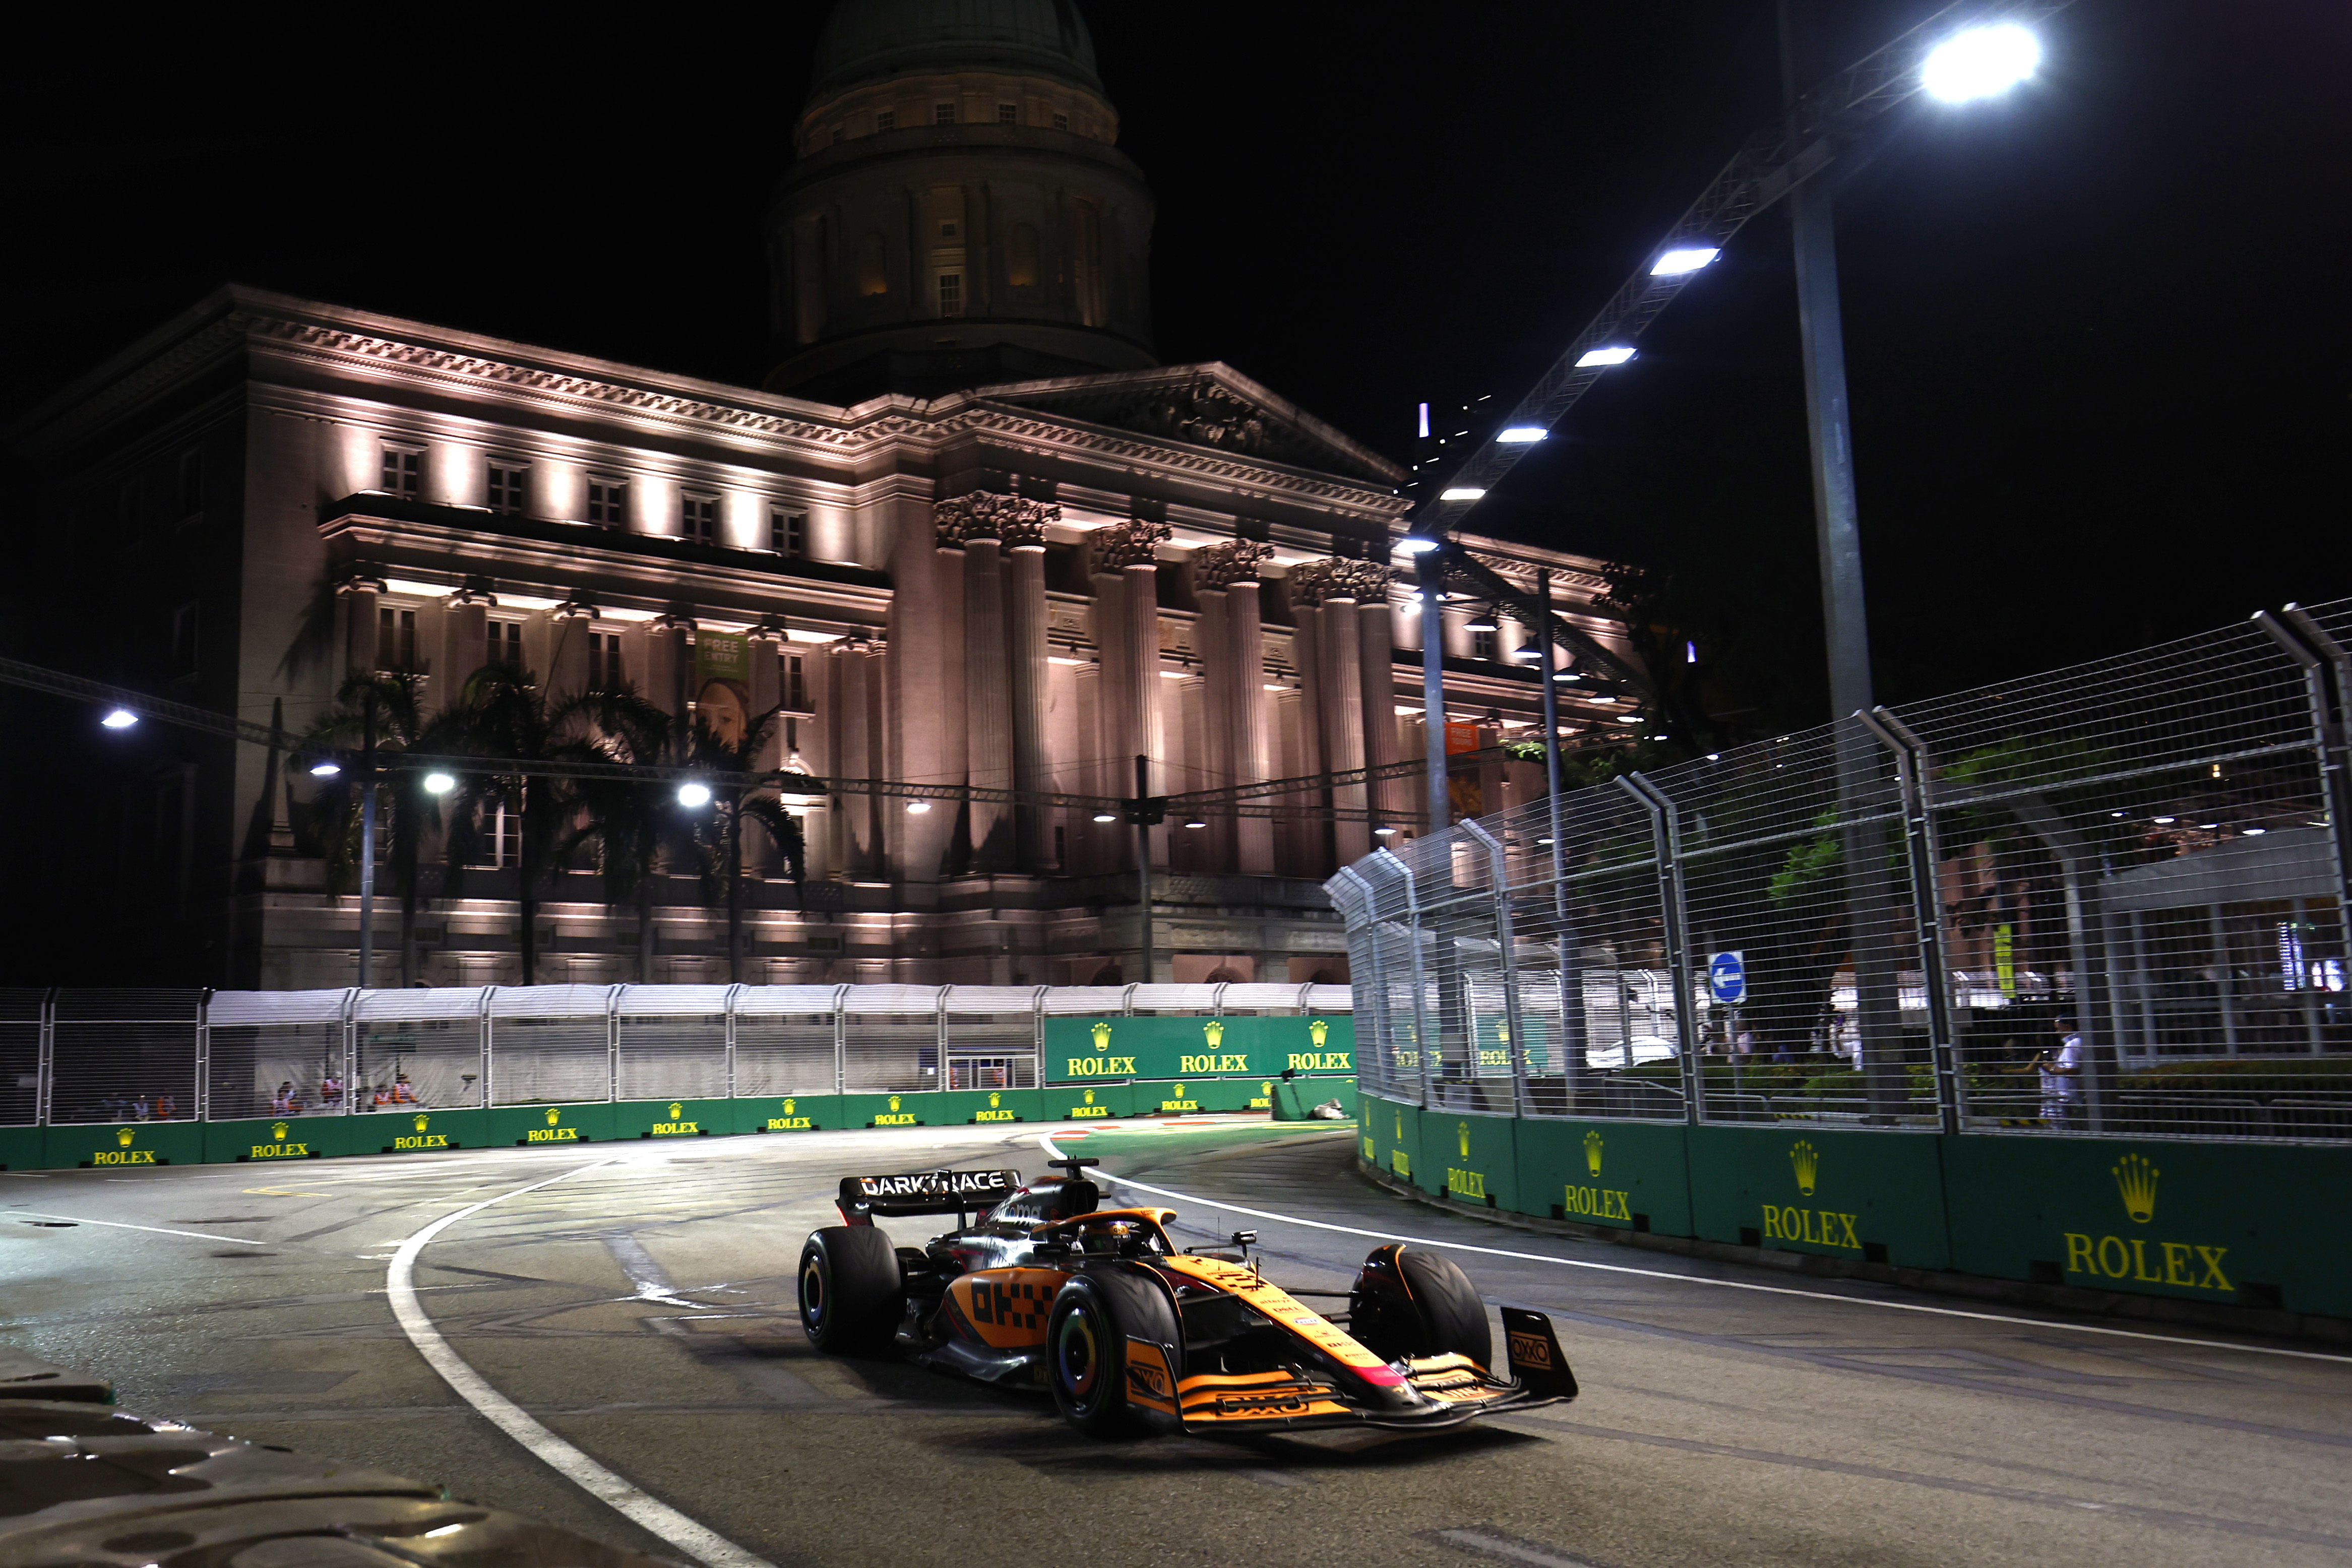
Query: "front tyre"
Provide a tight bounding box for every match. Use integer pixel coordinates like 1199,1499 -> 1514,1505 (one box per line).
1349,1243 -> 1491,1367
798,1226 -> 904,1354
1046,1269 -> 1182,1437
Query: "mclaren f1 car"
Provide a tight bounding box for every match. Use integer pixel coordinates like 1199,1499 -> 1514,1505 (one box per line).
796,1156 -> 1577,1436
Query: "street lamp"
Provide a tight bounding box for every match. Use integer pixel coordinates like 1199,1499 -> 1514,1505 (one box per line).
1922,22 -> 2041,103
308,760 -> 342,777
677,782 -> 713,808
100,708 -> 139,729
422,772 -> 456,795
1650,245 -> 1721,276
1574,346 -> 1636,368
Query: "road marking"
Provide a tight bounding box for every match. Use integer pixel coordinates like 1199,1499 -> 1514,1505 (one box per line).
1426,1527 -> 1598,1567
14,1211 -> 273,1247
1037,1134 -> 2352,1365
386,1160 -> 779,1568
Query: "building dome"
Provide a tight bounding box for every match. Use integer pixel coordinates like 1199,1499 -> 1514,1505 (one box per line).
766,0 -> 1155,403
810,0 -> 1101,99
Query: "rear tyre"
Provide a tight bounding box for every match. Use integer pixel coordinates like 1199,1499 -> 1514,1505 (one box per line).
1349,1244 -> 1491,1367
1046,1269 -> 1182,1437
798,1226 -> 904,1353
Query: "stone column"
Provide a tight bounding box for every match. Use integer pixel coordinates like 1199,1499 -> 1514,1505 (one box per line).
545,602 -> 593,703
1005,541 -> 1051,870
1091,517 -> 1171,855
835,638 -> 878,875
1193,587 -> 1233,867
337,574 -> 384,680
1358,593 -> 1405,832
444,588 -> 491,693
886,492 -> 954,882
962,536 -> 1013,866
1228,579 -> 1275,876
1288,557 -> 1395,871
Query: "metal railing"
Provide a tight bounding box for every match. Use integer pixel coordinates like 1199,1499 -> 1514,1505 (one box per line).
1329,603 -> 2352,1143
13,982 -> 1351,1126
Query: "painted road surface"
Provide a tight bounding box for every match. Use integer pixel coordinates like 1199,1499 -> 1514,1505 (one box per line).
3,1120 -> 2347,1567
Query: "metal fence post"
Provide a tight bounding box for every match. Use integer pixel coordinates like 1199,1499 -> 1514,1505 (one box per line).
2264,608 -> 2352,921
1861,708 -> 1962,1135
1619,774 -> 1702,1124
339,988 -> 359,1117
1331,866 -> 1386,1095
936,987 -> 952,1095
478,987 -> 497,1110
1459,820 -> 1528,1115
195,994 -> 211,1123
36,989 -> 53,1126
1391,847 -> 1437,1111
724,982 -> 743,1100
830,983 -> 848,1095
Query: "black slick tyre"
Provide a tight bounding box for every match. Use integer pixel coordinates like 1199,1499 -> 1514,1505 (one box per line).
1045,1269 -> 1181,1437
798,1225 -> 904,1353
1351,1244 -> 1491,1366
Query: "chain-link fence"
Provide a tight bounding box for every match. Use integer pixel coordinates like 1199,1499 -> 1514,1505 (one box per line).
6,982 -> 1351,1125
1330,602 -> 2352,1143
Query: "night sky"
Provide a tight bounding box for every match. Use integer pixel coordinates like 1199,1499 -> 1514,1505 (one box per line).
7,2 -> 2345,731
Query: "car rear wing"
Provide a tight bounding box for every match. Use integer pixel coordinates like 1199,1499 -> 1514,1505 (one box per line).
838,1167 -> 1021,1225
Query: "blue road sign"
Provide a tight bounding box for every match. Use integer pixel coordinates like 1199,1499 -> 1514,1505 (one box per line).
1708,951 -> 1747,1006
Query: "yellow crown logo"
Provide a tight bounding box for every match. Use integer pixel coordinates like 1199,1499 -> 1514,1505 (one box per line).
1203,1019 -> 1224,1049
1309,1019 -> 1329,1047
782,1098 -> 795,1114
1457,1121 -> 1471,1159
1584,1130 -> 1603,1177
1091,1019 -> 1113,1050
989,1092 -> 1001,1107
413,1114 -> 429,1133
545,1108 -> 561,1125
1790,1139 -> 1819,1198
888,1095 -> 901,1112
116,1127 -> 135,1147
272,1121 -> 290,1140
2113,1153 -> 2159,1224
1172,1083 -> 1186,1097
668,1102 -> 684,1120
1084,1089 -> 1095,1104
1394,1110 -> 1403,1141
1261,1081 -> 1271,1095
1498,1024 -> 1510,1044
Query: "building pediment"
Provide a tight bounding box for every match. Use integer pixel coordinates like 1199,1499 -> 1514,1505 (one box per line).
973,363 -> 1406,488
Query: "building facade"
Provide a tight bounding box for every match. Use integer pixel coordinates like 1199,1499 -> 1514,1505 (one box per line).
6,0 -> 1635,991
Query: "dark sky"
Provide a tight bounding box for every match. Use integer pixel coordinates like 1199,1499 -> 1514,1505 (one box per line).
7,2 -> 2347,722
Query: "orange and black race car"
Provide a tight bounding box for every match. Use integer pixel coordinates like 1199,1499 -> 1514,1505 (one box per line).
796,1156 -> 1578,1436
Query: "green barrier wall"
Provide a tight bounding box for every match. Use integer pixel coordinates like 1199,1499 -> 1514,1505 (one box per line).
486,1103 -> 615,1147
48,1121 -> 204,1168
355,1107 -> 488,1154
1045,1016 -> 1355,1083
205,1115 -> 342,1163
1420,1111 -> 1520,1211
1939,1135 -> 2347,1318
1358,1090 -> 2351,1316
1272,1078 -> 1359,1121
0,1127 -> 44,1171
1515,1118 -> 1693,1235
1049,1082 -> 1136,1121
741,1094 -> 839,1133
613,1098 -> 730,1140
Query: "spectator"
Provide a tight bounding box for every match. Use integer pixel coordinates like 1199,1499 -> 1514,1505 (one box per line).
375,1072 -> 419,1108
320,1075 -> 343,1105
2020,1018 -> 2083,1127
270,1081 -> 300,1116
131,1091 -> 152,1121
154,1093 -> 177,1120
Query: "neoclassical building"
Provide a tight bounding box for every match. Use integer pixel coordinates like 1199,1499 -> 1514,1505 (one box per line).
8,0 -> 1633,990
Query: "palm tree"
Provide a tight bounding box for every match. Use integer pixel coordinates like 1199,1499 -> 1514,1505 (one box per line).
301,672 -> 440,986
556,685 -> 675,983
677,707 -> 807,983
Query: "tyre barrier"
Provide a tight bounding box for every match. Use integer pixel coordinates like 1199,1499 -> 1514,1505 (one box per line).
0,1352 -> 670,1568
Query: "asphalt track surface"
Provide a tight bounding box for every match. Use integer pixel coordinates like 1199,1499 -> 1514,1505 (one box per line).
4,1121 -> 2347,1568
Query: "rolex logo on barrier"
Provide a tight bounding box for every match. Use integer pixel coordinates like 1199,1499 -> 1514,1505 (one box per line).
668,1102 -> 685,1120
545,1108 -> 561,1125
1309,1019 -> 1329,1048
1091,1019 -> 1113,1050
989,1092 -> 1002,1108
873,1092 -> 916,1127
1203,1019 -> 1224,1049
1790,1139 -> 1820,1198
1084,1089 -> 1095,1104
117,1127 -> 135,1148
413,1114 -> 430,1133
1458,1121 -> 1471,1160
528,1105 -> 578,1143
1584,1130 -> 1604,1177
2114,1153 -> 2159,1224
767,1096 -> 812,1132
394,1113 -> 448,1151
889,1096 -> 901,1112
272,1121 -> 290,1141
96,1126 -> 157,1165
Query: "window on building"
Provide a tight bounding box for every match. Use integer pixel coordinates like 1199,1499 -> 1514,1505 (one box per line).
170,601 -> 200,675
587,631 -> 624,689
938,272 -> 964,317
489,620 -> 524,667
940,220 -> 957,238
378,607 -> 419,671
381,446 -> 423,498
1053,112 -> 1069,132
770,508 -> 807,557
682,493 -> 718,545
176,450 -> 204,519
473,800 -> 520,868
586,477 -> 628,528
487,462 -> 527,515
997,102 -> 1018,124
875,108 -> 895,131
783,652 -> 809,711
1471,627 -> 1497,662
934,102 -> 955,124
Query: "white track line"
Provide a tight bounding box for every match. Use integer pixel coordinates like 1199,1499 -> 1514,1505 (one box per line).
1037,1134 -> 2351,1365
15,1212 -> 273,1247
387,1160 -> 779,1568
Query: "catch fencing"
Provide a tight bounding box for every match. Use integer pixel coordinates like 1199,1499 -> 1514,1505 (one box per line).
1328,603 -> 2352,1144
8,982 -> 1350,1126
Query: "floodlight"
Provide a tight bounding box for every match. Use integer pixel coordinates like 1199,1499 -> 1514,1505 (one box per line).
1464,607 -> 1499,632
1394,534 -> 1441,553
423,772 -> 456,794
1438,487 -> 1486,501
1615,715 -> 1643,724
905,799 -> 932,814
1576,346 -> 1636,368
1552,670 -> 1580,682
1373,824 -> 1398,837
2151,815 -> 2176,825
100,708 -> 139,729
2243,827 -> 2268,836
1651,245 -> 1720,276
1092,809 -> 1119,823
1922,22 -> 2040,103
1183,817 -> 1207,830
676,782 -> 713,808
308,760 -> 342,777
1497,426 -> 1548,443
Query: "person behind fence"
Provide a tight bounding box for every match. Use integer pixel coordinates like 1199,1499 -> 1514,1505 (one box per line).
270,1081 -> 300,1116
320,1074 -> 342,1105
374,1072 -> 419,1109
154,1093 -> 176,1120
2021,1018 -> 2083,1126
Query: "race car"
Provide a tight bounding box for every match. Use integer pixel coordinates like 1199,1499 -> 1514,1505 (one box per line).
796,1156 -> 1578,1436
